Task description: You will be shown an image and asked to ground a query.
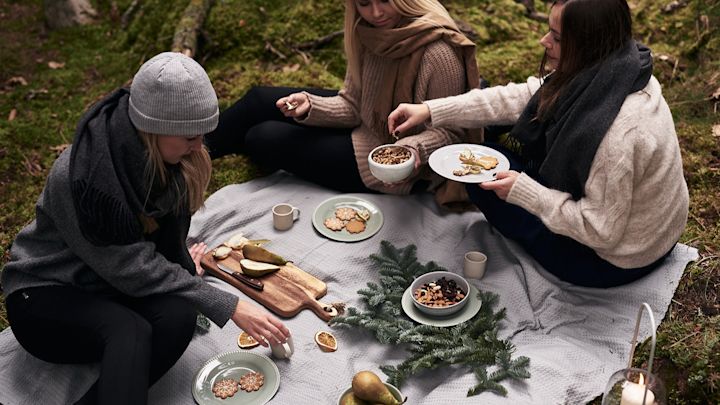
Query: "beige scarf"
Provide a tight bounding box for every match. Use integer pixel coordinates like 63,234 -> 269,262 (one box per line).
357,14 -> 482,209
356,13 -> 483,144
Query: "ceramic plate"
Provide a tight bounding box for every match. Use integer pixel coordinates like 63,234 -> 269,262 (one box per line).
192,351 -> 279,405
312,195 -> 383,242
428,144 -> 510,184
401,284 -> 482,327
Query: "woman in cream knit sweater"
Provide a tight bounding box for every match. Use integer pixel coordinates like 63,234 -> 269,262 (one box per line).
205,0 -> 481,200
389,0 -> 689,287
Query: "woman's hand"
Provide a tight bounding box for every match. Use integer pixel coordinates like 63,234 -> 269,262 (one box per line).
276,93 -> 310,118
231,300 -> 291,347
188,242 -> 207,276
388,103 -> 431,137
479,170 -> 520,200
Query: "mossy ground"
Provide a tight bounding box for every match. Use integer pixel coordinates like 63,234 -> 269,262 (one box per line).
0,0 -> 717,403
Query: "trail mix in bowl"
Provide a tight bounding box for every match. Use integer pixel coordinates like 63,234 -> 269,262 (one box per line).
413,277 -> 466,307
372,146 -> 411,165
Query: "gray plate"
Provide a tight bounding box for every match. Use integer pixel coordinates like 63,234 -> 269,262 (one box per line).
401,285 -> 482,327
312,195 -> 383,242
192,351 -> 279,405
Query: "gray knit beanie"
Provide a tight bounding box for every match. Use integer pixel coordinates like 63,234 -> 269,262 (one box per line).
128,52 -> 218,136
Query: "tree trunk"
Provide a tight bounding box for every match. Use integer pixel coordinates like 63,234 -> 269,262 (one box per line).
172,0 -> 213,58
43,0 -> 97,30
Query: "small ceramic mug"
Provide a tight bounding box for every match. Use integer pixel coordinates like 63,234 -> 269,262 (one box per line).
270,335 -> 294,359
463,251 -> 487,279
272,203 -> 300,231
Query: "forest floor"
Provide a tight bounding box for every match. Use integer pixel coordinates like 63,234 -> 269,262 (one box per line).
0,1 -> 718,403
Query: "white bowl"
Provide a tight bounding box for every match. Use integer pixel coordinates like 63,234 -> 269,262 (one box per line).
337,382 -> 404,405
410,271 -> 470,317
368,144 -> 415,183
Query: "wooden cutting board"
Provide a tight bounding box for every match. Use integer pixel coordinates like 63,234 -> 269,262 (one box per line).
200,248 -> 336,321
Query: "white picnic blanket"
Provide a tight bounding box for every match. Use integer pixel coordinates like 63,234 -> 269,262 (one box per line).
0,171 -> 697,404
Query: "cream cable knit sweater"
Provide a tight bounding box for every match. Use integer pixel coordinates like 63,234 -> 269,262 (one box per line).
299,41 -> 467,194
425,76 -> 689,268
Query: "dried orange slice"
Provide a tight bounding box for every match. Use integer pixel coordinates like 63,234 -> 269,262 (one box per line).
314,331 -> 338,352
237,331 -> 259,349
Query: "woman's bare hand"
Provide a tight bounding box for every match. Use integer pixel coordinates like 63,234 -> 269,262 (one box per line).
276,93 -> 310,118
231,300 -> 291,347
188,242 -> 207,276
479,170 -> 520,200
388,103 -> 431,137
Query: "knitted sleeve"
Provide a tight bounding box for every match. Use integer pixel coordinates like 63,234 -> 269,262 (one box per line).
394,41 -> 467,164
298,72 -> 362,128
44,154 -> 238,326
425,76 -> 542,129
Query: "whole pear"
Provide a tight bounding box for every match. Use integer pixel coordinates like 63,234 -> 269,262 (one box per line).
242,244 -> 289,265
339,391 -> 369,405
351,371 -> 402,405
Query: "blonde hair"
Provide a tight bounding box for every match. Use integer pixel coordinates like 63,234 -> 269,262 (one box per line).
343,0 -> 458,84
138,132 -> 212,214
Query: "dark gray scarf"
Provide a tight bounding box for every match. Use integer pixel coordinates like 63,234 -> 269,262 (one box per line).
69,88 -> 194,272
510,40 -> 653,200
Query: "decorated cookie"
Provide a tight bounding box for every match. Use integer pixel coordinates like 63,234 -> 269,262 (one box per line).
324,217 -> 345,231
212,378 -> 239,399
239,371 -> 265,392
335,207 -> 357,221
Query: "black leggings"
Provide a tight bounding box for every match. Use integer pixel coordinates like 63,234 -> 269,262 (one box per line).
6,286 -> 197,405
205,86 -> 374,193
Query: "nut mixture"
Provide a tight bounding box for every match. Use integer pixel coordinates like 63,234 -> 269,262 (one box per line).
413,277 -> 466,307
372,146 -> 411,165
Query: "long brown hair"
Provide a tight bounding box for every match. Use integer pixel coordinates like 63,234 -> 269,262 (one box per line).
343,0 -> 457,85
139,132 -> 212,215
538,0 -> 632,118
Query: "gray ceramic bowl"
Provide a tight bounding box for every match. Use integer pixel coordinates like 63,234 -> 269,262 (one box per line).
368,144 -> 415,183
337,382 -> 404,405
410,271 -> 470,317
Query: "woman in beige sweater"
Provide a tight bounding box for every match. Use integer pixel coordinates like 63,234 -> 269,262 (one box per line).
389,0 -> 689,287
205,0 -> 481,200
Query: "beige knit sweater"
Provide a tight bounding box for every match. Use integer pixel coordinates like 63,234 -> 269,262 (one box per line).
425,76 -> 689,268
299,40 -> 467,194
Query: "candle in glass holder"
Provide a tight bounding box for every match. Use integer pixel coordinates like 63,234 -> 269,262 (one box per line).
620,374 -> 655,405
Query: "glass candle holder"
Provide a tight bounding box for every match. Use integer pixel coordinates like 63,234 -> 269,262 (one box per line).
601,367 -> 666,405
602,303 -> 666,405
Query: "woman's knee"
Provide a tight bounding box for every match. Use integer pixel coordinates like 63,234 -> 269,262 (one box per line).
149,296 -> 197,339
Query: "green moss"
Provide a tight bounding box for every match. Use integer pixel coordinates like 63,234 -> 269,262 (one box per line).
0,2 -> 719,404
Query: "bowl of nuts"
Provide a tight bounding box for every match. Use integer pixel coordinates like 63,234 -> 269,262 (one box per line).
410,271 -> 470,317
368,144 -> 416,184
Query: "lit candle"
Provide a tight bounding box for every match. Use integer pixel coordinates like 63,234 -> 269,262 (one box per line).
620,374 -> 655,405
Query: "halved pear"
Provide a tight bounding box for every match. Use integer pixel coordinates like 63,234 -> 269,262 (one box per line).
239,259 -> 280,277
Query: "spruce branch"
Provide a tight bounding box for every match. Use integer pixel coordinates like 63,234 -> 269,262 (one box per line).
330,241 -> 531,397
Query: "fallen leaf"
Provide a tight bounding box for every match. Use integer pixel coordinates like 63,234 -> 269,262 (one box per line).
8,108 -> 17,121
282,63 -> 300,73
7,76 -> 28,86
48,61 -> 65,69
50,143 -> 70,155
712,124 -> 720,138
26,88 -> 49,100
712,87 -> 720,100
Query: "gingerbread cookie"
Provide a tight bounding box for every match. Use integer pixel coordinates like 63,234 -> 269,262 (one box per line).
239,371 -> 265,392
324,217 -> 345,231
345,219 -> 366,234
212,378 -> 239,399
335,207 -> 357,221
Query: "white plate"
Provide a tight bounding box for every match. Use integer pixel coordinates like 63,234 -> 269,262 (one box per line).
401,284 -> 482,327
312,195 -> 383,242
428,144 -> 510,183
